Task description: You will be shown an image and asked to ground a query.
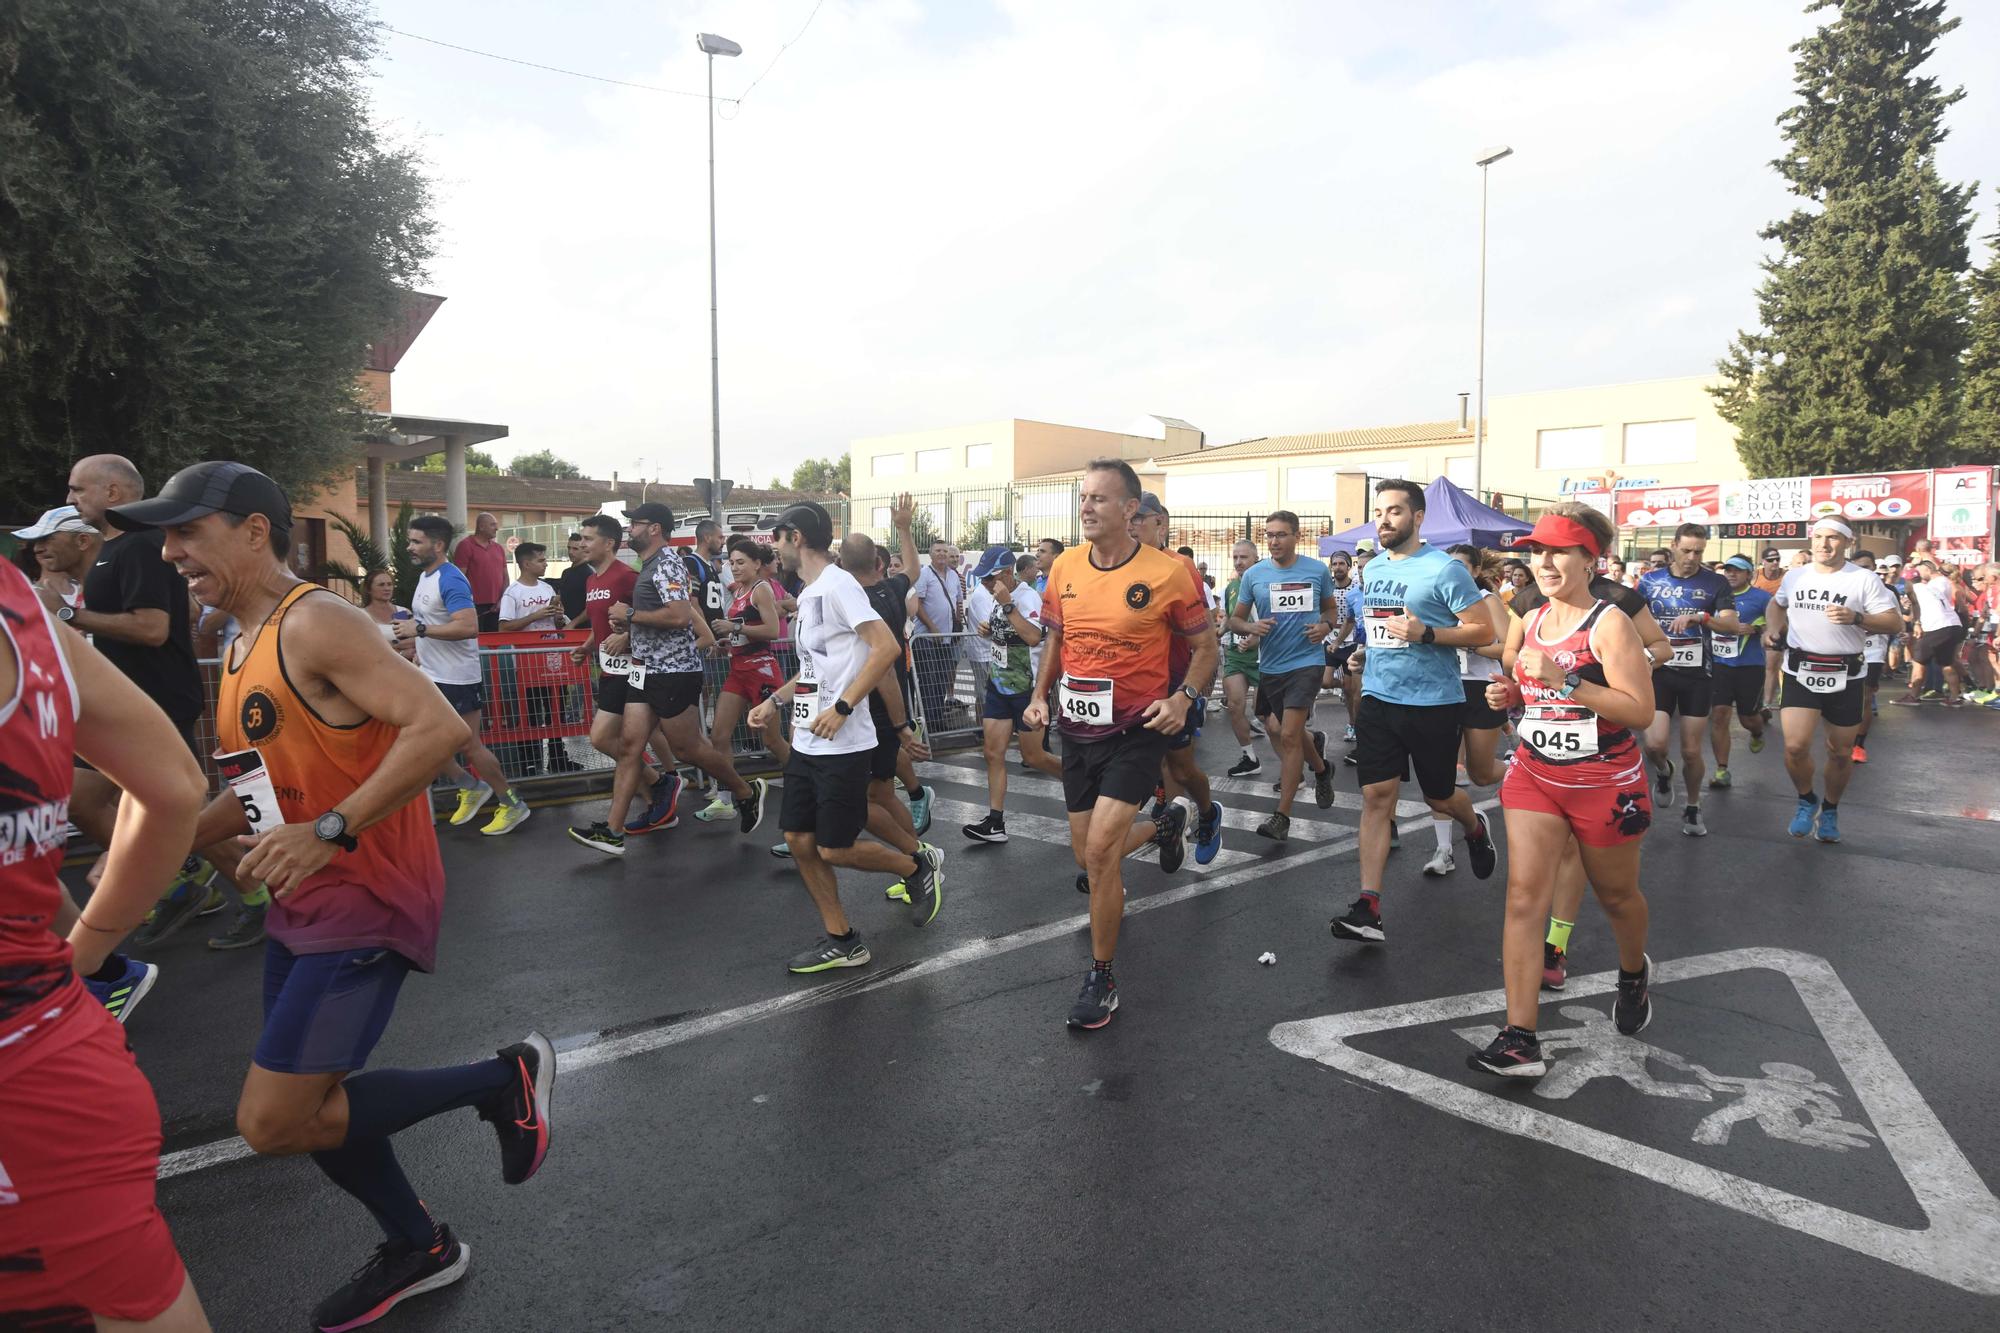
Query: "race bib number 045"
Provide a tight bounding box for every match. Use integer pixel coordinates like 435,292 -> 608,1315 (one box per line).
1519,704 -> 1599,760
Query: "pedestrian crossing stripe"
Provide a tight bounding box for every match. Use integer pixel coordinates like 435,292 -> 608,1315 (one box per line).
924,794 -> 1261,874
1268,948 -> 2000,1295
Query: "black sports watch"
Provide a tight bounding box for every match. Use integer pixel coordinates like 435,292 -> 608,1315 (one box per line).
314,811 -> 359,852
1421,624 -> 1437,645
1180,684 -> 1201,703
832,698 -> 854,717
56,605 -> 76,622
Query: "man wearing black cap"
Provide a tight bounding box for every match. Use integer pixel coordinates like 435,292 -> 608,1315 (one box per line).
750,500 -> 942,971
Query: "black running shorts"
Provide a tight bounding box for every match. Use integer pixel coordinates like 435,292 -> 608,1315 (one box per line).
594,670 -> 629,716
1779,672 -> 1866,728
639,670 -> 703,721
1460,678 -> 1508,731
1059,726 -> 1170,813
779,748 -> 873,849
1255,664 -> 1321,718
1651,668 -> 1713,719
869,726 -> 901,782
1710,663 -> 1766,716
1353,696 -> 1461,801
1913,625 -> 1965,667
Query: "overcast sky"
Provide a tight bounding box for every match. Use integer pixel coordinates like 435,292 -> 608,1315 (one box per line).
368,0 -> 2000,485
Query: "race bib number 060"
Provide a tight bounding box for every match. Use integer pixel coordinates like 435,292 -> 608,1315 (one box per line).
1796,667 -> 1846,694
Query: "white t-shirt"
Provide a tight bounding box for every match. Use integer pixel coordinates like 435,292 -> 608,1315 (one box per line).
411,564 -> 481,685
498,579 -> 563,631
962,584 -> 998,665
1774,562 -> 1900,658
910,562 -> 962,638
1010,580 -> 1046,683
791,564 -> 886,756
1911,576 -> 1961,632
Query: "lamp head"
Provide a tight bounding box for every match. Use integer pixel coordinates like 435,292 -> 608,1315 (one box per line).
1475,144 -> 1515,167
696,32 -> 742,57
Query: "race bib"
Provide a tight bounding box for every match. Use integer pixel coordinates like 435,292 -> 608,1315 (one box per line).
1268,581 -> 1318,616
1059,674 -> 1115,726
1666,636 -> 1703,669
791,681 -> 821,728
1710,632 -> 1741,662
1519,703 -> 1599,760
1364,608 -> 1408,650
215,747 -> 284,834
1791,651 -> 1850,695
1458,647 -> 1478,676
598,645 -> 633,676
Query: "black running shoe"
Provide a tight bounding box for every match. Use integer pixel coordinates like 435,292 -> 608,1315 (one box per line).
1156,802 -> 1188,873
1075,872 -> 1090,895
567,821 -> 624,857
1227,753 -> 1262,777
1654,757 -> 1673,798
1330,897 -> 1384,943
738,778 -> 769,835
962,812 -> 1008,843
1343,750 -> 1359,766
787,934 -> 871,974
478,1032 -> 555,1186
1066,968 -> 1118,1030
1465,811 -> 1497,880
1614,953 -> 1653,1035
907,846 -> 944,926
1312,731 -> 1334,808
312,1227 -> 470,1332
1467,1026 -> 1546,1078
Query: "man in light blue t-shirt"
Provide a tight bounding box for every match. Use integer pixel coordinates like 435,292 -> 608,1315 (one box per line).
1227,511 -> 1339,840
1332,480 -> 1498,948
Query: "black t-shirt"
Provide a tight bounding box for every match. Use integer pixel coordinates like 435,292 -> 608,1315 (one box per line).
685,550 -> 728,619
1510,575 -> 1648,622
83,529 -> 202,726
556,563 -> 591,621
864,573 -> 913,732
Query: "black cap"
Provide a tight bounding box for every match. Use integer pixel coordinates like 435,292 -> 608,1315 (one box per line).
773,500 -> 833,550
627,502 -> 676,529
106,461 -> 293,534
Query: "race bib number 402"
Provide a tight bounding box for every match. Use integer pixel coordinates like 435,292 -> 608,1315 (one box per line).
1059,675 -> 1115,725
215,747 -> 284,834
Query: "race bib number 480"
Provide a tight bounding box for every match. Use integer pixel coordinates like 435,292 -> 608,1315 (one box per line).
1059,675 -> 1115,725
215,747 -> 284,834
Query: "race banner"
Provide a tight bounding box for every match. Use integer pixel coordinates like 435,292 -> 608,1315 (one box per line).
1807,470 -> 1929,522
1928,465 -> 1995,566
1615,485 -> 1721,529
1580,469 -> 1938,529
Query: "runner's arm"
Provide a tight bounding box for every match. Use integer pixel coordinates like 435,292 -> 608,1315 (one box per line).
1762,600 -> 1789,651
1472,593 -> 1507,659
66,605 -> 168,646
1632,608 -> 1670,667
1415,606 -> 1496,648
1004,598 -> 1043,646
1576,611 -> 1656,732
1486,614 -> 1529,708
417,604 -> 480,642
1855,605 -> 1904,634
1179,619 -> 1219,698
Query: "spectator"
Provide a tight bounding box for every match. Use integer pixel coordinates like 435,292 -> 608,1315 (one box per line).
555,532 -> 591,624
359,567 -> 415,659
11,505 -> 100,615
451,510 -> 510,632
908,517 -> 965,729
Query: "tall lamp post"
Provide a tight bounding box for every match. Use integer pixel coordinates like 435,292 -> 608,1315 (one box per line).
697,32 -> 742,522
1472,143 -> 1512,500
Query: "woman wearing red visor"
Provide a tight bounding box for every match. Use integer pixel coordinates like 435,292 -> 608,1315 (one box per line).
1470,502 -> 1659,1078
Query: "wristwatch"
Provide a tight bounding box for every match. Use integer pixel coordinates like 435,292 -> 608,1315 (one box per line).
416,622 -> 429,638
898,718 -> 918,733
833,698 -> 854,717
1421,625 -> 1437,645
1555,671 -> 1583,700
1180,683 -> 1201,703
313,811 -> 359,852
56,605 -> 75,622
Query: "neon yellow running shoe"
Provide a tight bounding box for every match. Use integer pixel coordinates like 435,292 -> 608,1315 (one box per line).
481,799 -> 532,836
450,783 -> 494,827
693,795 -> 736,823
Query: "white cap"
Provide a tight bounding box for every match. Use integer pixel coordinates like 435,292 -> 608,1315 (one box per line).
1810,516 -> 1854,540
11,505 -> 99,540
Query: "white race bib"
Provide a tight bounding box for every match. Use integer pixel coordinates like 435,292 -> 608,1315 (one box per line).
791,682 -> 821,728
1519,703 -> 1599,760
1059,674 -> 1115,726
1791,652 -> 1850,694
1710,632 -> 1741,662
215,747 -> 285,834
598,644 -> 645,687
1666,636 -> 1703,669
1268,581 -> 1318,616
1364,609 -> 1408,650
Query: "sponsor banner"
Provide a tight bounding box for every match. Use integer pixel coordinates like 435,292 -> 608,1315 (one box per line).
1929,466 -> 1994,567
1616,484 -> 1720,529
1580,470 -> 1937,529
1716,477 -> 1809,524
1808,470 -> 1929,522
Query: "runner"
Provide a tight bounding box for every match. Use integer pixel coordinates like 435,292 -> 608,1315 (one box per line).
1849,550 -> 1890,760
495,542 -> 573,777
1882,553 -> 1913,677
115,462 -> 557,1330
1468,506 -> 1658,1077
395,515 -> 529,836
1634,522 -> 1748,837
1035,538 -> 1063,594
962,544 -> 1060,843
1322,548 -> 1360,742
1897,559 -> 1966,706
1340,541 -> 1376,746
1765,518 -> 1902,843
1220,539 -> 1267,777
698,536 -> 791,788
13,504 -> 99,614
1435,544 -> 1509,876
1227,510 -> 1336,843
1332,480 -> 1499,944
748,502 -> 941,972
1706,554 -> 1773,788
1137,494 -> 1222,863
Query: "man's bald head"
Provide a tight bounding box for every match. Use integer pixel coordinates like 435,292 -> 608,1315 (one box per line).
839,531 -> 882,577
475,511 -> 499,539
67,454 -> 145,527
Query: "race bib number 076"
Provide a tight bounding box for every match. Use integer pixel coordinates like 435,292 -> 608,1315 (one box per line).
1666,637 -> 1702,669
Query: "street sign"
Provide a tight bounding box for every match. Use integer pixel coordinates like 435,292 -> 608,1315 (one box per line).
693,478 -> 734,517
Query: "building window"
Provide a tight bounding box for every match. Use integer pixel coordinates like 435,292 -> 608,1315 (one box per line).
915,448 -> 951,473
1165,470 -> 1267,508
871,506 -> 892,531
1536,426 -> 1603,470
872,453 -> 907,477
966,443 -> 993,469
1622,419 -> 1697,466
1445,456 -> 1477,487
1285,466 -> 1340,503
966,499 -> 993,525
921,503 -> 948,536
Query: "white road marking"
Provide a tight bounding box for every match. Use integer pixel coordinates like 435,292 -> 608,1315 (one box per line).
1268,947 -> 2000,1295
915,758 -> 1438,820
923,794 -> 1261,873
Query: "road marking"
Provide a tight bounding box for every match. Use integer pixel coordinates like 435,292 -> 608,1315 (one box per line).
1268,947 -> 2000,1295
924,795 -> 1261,873
156,798 -> 1491,1183
916,759 -> 1437,820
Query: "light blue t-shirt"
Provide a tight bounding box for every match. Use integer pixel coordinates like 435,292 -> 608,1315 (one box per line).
1235,556 -> 1337,675
1358,544 -> 1481,706
1344,583 -> 1365,644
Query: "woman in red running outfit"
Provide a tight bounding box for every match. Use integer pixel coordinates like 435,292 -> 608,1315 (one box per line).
706,539 -> 792,766
1469,504 -> 1658,1079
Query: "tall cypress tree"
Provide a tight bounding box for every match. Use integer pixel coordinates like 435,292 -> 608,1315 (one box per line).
1714,0 -> 1976,476
1963,205 -> 2000,452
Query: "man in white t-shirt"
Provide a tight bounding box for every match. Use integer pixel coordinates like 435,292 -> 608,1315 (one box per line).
1762,517 -> 1901,845
1900,560 -> 1966,706
962,575 -> 998,705
751,502 -> 940,973
908,539 -> 964,728
496,541 -> 575,776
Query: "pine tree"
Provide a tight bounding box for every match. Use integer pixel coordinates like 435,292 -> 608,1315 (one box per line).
1963,204 -> 2000,452
1714,0 -> 1976,476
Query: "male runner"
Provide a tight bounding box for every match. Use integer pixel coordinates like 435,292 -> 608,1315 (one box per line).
1323,549 -> 1360,735
962,546 -> 1060,843
1850,550 -> 1889,760
1338,547 -> 1369,746
1634,522 -> 1747,837
1706,554 -> 1772,788
14,504 -> 99,613
750,502 -> 941,971
1899,560 -> 1966,705
117,462 -> 556,1330
1035,537 -> 1063,594
1332,480 -> 1497,944
1764,518 -> 1902,843
1220,539 -> 1266,777
683,518 -> 730,622
1024,459 -> 1214,1030
1227,510 -> 1336,842
1136,494 -> 1222,862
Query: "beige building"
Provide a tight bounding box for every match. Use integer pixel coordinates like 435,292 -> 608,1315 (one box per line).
1152,419 -> 1480,529
1481,375 -> 1745,500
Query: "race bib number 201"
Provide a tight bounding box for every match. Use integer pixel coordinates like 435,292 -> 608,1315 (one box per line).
1268,581 -> 1317,616
215,747 -> 284,834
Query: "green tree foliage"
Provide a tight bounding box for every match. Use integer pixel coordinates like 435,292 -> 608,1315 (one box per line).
0,0 -> 436,501
413,448 -> 500,475
1963,204 -> 2000,452
790,454 -> 851,494
322,501 -> 420,605
1714,0 -> 1976,476
507,448 -> 583,479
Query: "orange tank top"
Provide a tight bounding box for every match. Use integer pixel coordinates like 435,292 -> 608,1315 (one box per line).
216,583 -> 446,971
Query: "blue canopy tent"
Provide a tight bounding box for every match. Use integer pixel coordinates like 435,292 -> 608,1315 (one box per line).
1318,476 -> 1532,556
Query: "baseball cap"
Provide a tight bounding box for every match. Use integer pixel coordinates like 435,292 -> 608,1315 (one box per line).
105,460 -> 292,533
773,500 -> 834,549
1354,537 -> 1377,553
11,505 -> 98,540
627,502 -> 676,529
970,544 -> 1014,581
1722,555 -> 1756,572
1136,491 -> 1168,519
1881,553 -> 1903,566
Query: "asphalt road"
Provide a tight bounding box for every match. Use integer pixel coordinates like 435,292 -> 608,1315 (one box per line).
106,689 -> 2000,1330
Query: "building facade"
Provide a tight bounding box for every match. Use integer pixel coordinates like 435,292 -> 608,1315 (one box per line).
1480,375 -> 1744,501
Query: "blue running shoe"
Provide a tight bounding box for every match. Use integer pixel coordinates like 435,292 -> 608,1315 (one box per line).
85,956 -> 159,1025
1195,801 -> 1224,866
1787,794 -> 1818,839
626,773 -> 682,835
1815,806 -> 1841,844
907,785 -> 933,837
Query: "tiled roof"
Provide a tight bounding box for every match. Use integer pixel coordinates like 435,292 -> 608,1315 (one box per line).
354,470 -> 830,513
1154,419 -> 1476,465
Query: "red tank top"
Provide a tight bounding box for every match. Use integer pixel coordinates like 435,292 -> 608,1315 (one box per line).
1516,599 -> 1639,774
728,581 -> 773,661
0,564 -> 90,1075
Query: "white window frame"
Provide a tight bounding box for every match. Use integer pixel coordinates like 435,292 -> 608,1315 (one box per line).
871,453 -> 907,477
1536,426 -> 1603,471
915,448 -> 951,474
1622,419 -> 1698,466
871,506 -> 892,530
965,443 -> 993,469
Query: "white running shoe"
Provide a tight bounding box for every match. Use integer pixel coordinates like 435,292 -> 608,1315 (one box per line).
1423,847 -> 1456,876
692,795 -> 736,823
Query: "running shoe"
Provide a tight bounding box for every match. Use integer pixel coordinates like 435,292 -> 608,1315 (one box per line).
1389,823 -> 1401,851
1787,795 -> 1818,839
962,812 -> 1009,843
311,1227 -> 469,1332
1250,720 -> 1268,739
787,934 -> 870,973
1226,754 -> 1262,777
1065,967 -> 1118,1030
770,841 -> 792,859
1255,811 -> 1290,842
627,775 -> 683,834
478,1031 -> 556,1185
207,902 -> 267,951
1342,723 -> 1356,743
1342,750 -> 1358,766
1156,802 -> 1189,873
1075,872 -> 1090,895
1454,766 -> 1471,788
132,879 -> 224,948
737,779 -> 770,835
1850,743 -> 1868,764
1314,743 -> 1335,809
1467,1026 -> 1546,1078
567,821 -> 625,857
907,785 -> 933,836
1749,733 -> 1765,754
1465,812 -> 1497,880
1330,897 -> 1384,943
1709,767 -> 1732,789
1815,806 -> 1841,844
481,798 -> 533,837
1892,693 -> 1924,707
1653,757 -> 1673,799
1682,806 -> 1707,838
906,845 -> 945,925
1422,846 -> 1455,876
1194,801 -> 1224,866
692,794 -> 736,822
1614,954 -> 1653,1035
1944,695 -> 1966,708
1542,943 -> 1567,991
449,782 -> 494,827
85,956 -> 157,1024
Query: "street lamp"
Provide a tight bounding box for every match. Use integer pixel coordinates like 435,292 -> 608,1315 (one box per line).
697,32 -> 742,523
1472,143 -> 1512,500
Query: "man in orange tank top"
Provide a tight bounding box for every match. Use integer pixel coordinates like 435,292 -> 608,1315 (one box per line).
113,463 -> 558,1332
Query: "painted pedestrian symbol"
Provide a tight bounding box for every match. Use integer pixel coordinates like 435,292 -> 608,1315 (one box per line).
1688,1062 -> 1876,1153
1455,1006 -> 1709,1103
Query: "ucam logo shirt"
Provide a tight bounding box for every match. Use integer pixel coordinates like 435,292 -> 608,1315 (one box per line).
1775,563 -> 1900,657
1357,544 -> 1481,707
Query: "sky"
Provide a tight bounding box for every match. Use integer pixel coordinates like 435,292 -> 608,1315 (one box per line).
365,0 -> 2000,486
